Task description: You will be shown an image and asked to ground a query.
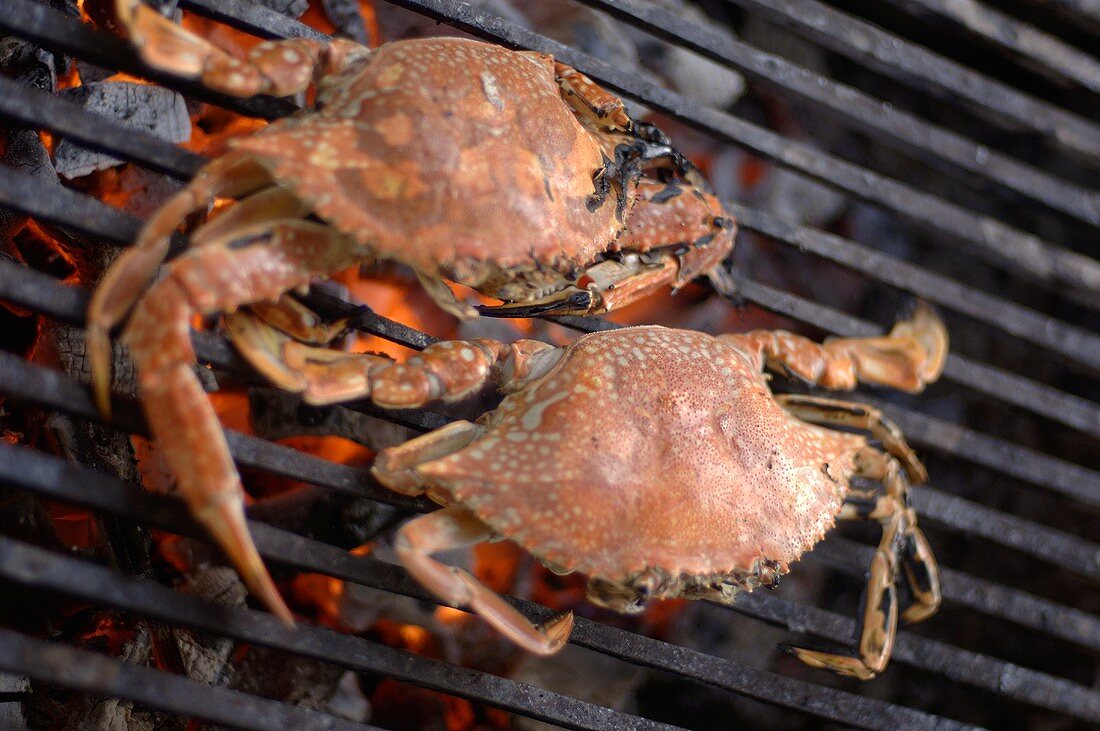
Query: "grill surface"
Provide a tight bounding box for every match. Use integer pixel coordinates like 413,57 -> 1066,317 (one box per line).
0,0 -> 1097,729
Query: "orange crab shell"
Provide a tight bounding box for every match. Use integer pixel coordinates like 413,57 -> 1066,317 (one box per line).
414,327 -> 868,585
228,38 -> 630,283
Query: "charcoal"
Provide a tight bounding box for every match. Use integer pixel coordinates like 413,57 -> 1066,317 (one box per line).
257,0 -> 309,19
0,130 -> 59,242
324,672 -> 370,723
175,567 -> 246,689
321,0 -> 369,44
0,672 -> 30,727
74,59 -> 113,84
54,82 -> 190,179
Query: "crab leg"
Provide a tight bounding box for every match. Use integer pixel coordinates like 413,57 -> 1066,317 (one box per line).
124,221 -> 364,624
394,506 -> 574,655
720,302 -> 948,393
225,307 -> 560,407
88,152 -> 275,415
114,0 -> 364,98
785,446 -> 940,678
775,394 -> 927,483
781,395 -> 941,618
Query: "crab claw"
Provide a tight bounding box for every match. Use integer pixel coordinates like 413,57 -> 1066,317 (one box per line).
477,288 -> 595,318
198,495 -> 295,626
889,301 -> 949,385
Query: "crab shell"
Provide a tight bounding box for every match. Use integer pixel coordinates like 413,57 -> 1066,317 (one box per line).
411,326 -> 868,606
227,38 -> 661,295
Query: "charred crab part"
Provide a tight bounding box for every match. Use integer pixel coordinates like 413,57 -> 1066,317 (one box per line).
114,0 -> 365,97
395,506 -> 574,655
783,445 -> 940,679
552,62 -> 633,133
479,182 -> 737,318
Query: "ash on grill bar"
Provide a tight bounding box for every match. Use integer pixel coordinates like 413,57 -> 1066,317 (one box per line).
0,0 -> 1097,729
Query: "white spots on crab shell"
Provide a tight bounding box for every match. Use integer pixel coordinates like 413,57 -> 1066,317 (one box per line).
479,71 -> 504,110
281,48 -> 302,64
519,389 -> 570,431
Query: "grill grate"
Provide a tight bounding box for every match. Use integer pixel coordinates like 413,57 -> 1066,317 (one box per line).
0,0 -> 1097,728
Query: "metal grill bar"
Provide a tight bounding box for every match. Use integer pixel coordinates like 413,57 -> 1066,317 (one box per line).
0,540 -> 678,731
725,202 -> 1100,374
2,342 -> 1091,712
719,0 -> 1100,161
575,0 -> 1100,226
6,0 -> 1091,303
3,279 -> 1099,589
0,0 -> 295,121
2,533 -> 1082,726
0,442 -> 971,731
1,1 -> 1097,725
1037,0 -> 1100,36
881,0 -> 1100,94
730,277 -> 1100,445
0,628 -> 378,731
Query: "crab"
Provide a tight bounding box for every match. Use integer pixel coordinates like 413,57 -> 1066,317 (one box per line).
86,2 -> 734,624
228,299 -> 947,679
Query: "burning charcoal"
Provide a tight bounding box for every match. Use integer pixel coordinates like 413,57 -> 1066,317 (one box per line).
74,59 -> 114,85
61,623 -> 159,731
226,646 -> 345,722
54,82 -> 190,179
0,130 -> 59,243
111,166 -> 184,218
321,0 -> 369,44
0,38 -> 62,241
256,0 -> 309,18
176,567 -> 246,687
0,673 -> 30,727
324,672 -> 371,723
